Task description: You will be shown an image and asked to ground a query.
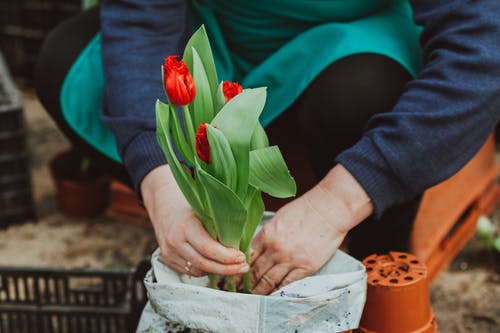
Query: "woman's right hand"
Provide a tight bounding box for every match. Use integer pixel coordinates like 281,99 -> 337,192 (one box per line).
141,165 -> 249,277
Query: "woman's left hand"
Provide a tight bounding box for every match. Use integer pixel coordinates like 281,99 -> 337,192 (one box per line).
250,164 -> 373,295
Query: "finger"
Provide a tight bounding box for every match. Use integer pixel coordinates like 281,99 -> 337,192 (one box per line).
251,249 -> 275,286
158,251 -> 196,276
278,268 -> 310,289
175,258 -> 206,277
250,228 -> 267,263
180,242 -> 249,276
159,250 -> 206,277
252,264 -> 291,295
250,247 -> 259,263
186,221 -> 246,264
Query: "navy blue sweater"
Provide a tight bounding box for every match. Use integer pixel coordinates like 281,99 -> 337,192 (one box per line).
101,0 -> 500,215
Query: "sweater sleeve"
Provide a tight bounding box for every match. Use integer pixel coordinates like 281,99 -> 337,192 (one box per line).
100,0 -> 192,192
336,0 -> 500,215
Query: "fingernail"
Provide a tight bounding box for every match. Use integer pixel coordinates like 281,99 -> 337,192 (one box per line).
237,253 -> 246,261
239,264 -> 249,273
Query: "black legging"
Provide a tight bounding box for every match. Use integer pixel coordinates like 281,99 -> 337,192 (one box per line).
35,7 -> 421,260
35,7 -> 130,185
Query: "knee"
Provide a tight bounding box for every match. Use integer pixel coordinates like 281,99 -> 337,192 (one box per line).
297,53 -> 413,135
35,7 -> 99,108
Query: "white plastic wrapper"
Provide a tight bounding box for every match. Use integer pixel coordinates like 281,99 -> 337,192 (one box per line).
136,247 -> 366,333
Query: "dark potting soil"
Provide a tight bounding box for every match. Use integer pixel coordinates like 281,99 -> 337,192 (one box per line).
165,322 -> 196,333
51,150 -> 106,181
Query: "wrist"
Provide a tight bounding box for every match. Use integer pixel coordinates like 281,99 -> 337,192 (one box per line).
122,131 -> 166,193
313,164 -> 373,233
140,165 -> 174,212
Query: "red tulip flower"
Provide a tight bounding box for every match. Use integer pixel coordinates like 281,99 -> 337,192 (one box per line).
196,123 -> 211,163
163,56 -> 196,106
222,81 -> 243,102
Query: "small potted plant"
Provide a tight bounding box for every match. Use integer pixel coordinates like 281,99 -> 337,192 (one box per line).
50,149 -> 111,218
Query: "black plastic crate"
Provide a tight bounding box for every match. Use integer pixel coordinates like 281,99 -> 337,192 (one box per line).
0,259 -> 151,333
0,52 -> 34,226
0,0 -> 82,84
0,173 -> 31,193
0,189 -> 33,224
0,112 -> 24,135
0,154 -> 29,177
0,131 -> 26,155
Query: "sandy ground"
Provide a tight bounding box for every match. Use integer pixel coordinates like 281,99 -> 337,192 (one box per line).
0,91 -> 157,269
0,91 -> 498,332
431,239 -> 499,332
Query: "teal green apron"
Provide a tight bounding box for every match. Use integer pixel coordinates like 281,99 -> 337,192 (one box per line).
60,0 -> 422,162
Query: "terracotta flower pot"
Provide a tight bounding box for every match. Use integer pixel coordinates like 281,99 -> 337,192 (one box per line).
105,179 -> 151,228
50,150 -> 111,218
356,252 -> 437,333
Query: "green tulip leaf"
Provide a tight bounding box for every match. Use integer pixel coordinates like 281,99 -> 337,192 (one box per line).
205,124 -> 237,191
168,104 -> 194,164
192,47 -> 214,126
249,146 -> 297,198
183,25 -> 218,105
211,88 -> 267,199
215,82 -> 226,114
196,159 -> 247,249
250,122 -> 269,150
240,186 -> 264,252
156,100 -> 215,234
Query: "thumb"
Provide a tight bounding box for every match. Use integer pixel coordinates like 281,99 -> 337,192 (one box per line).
250,228 -> 266,263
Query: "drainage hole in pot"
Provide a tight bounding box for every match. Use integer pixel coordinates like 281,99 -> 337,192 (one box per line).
404,276 -> 414,281
367,259 -> 376,264
389,278 -> 398,284
372,279 -> 379,284
410,260 -> 419,264
398,254 -> 407,259
366,267 -> 372,272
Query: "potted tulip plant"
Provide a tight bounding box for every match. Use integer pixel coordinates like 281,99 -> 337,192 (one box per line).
139,26 -> 367,333
156,27 -> 296,292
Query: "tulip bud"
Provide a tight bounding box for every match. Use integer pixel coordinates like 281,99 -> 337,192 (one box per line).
163,56 -> 196,106
222,81 -> 243,102
196,123 -> 211,163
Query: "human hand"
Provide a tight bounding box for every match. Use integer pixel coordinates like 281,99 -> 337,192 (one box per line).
141,165 -> 249,277
251,164 -> 373,295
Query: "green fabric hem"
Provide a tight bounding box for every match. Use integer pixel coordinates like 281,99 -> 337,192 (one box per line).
193,0 -> 423,127
60,33 -> 122,163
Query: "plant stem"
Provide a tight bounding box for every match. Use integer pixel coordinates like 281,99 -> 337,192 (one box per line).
226,276 -> 236,292
169,104 -> 194,164
243,246 -> 252,293
80,157 -> 91,176
208,274 -> 219,289
182,105 -> 196,150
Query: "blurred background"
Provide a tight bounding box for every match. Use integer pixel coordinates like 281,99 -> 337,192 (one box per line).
0,1 -> 498,332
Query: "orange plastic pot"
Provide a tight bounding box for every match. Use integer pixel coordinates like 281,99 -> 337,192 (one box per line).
356,252 -> 437,333
105,179 -> 151,228
50,150 -> 110,218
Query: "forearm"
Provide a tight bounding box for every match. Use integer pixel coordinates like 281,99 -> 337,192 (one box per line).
100,0 -> 192,191
337,0 -> 500,215
306,164 -> 373,233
